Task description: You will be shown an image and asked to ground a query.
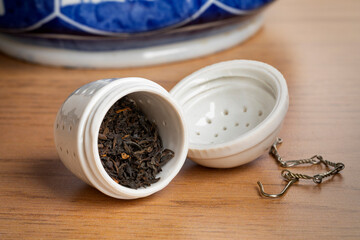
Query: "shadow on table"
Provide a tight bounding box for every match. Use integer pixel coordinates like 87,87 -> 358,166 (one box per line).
31,154 -> 345,204
31,154 -> 265,205
31,157 -> 158,205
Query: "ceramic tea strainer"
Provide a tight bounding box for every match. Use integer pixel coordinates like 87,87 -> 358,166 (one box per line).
54,60 -> 289,199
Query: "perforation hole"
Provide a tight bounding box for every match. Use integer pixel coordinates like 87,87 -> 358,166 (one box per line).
258,110 -> 263,117
246,123 -> 250,127
214,133 -> 218,137
162,121 -> 167,126
206,118 -> 212,124
66,149 -> 69,155
62,125 -> 65,130
223,109 -> 229,116
223,127 -> 227,131
138,99 -> 143,104
59,147 -> 63,152
243,106 -> 247,113
196,132 -> 200,136
147,99 -> 151,104
235,122 -> 239,127
69,125 -> 72,131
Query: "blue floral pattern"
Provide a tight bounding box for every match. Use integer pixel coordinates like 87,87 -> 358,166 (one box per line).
0,0 -> 272,36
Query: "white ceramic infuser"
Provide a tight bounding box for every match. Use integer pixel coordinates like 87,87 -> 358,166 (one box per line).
171,60 -> 289,168
54,60 -> 289,199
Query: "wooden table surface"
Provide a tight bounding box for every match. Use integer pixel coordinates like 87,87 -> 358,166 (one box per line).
1,0 -> 359,239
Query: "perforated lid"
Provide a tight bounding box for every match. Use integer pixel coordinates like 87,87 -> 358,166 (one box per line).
170,60 -> 289,168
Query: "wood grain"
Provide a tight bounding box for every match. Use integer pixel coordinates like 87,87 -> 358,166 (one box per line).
0,0 -> 360,239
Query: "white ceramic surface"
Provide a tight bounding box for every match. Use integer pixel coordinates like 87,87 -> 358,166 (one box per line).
0,15 -> 263,68
170,60 -> 289,168
54,60 -> 288,199
54,77 -> 188,199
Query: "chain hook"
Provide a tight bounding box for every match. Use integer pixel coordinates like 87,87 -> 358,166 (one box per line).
257,178 -> 298,198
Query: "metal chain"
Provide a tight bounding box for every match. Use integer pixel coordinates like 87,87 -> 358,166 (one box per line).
270,137 -> 345,184
257,137 -> 345,198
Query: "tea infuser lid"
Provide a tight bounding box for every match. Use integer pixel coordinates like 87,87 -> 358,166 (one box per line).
170,60 -> 289,168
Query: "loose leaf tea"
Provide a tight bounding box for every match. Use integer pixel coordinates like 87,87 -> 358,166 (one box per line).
98,96 -> 175,189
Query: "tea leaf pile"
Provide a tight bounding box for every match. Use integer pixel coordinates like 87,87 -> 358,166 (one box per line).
98,97 -> 174,189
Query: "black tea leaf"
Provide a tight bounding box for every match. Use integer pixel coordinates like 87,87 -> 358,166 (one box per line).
98,96 -> 175,189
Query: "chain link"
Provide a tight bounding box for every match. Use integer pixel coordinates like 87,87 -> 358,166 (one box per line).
257,137 -> 345,198
270,137 -> 345,184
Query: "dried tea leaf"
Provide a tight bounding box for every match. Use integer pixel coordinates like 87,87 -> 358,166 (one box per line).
98,96 -> 175,189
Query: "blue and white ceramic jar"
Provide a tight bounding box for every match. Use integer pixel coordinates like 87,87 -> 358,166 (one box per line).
0,0 -> 274,68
